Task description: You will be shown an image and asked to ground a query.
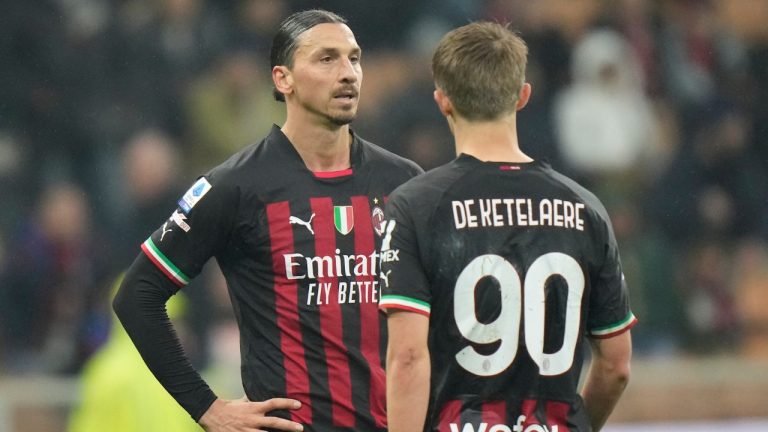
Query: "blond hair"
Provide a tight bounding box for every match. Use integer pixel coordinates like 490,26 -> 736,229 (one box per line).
432,22 -> 528,121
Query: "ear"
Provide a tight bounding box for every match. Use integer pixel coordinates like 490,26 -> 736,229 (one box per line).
433,88 -> 454,118
272,65 -> 293,98
515,83 -> 532,111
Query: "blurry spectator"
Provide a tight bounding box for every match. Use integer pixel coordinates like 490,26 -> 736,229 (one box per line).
113,0 -> 229,136
184,47 -> 284,175
747,42 -> 768,176
608,194 -> 682,355
554,29 -> 660,193
69,276 -> 198,432
0,182 -> 111,374
605,0 -> 662,95
658,0 -> 747,128
114,128 -> 185,263
649,105 -> 767,351
0,130 -> 27,231
230,0 -> 287,55
679,241 -> 739,353
651,107 -> 767,242
297,0 -> 422,50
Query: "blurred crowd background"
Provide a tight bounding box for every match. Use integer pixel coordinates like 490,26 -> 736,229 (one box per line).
1,0 -> 768,430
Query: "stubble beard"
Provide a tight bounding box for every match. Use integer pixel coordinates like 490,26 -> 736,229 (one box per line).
329,111 -> 356,126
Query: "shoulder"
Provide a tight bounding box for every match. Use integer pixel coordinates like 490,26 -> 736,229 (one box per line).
356,136 -> 424,177
203,136 -> 272,188
388,161 -> 464,209
184,140 -> 268,209
541,163 -> 612,223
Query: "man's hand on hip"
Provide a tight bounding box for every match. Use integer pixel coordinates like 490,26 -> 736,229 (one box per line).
199,397 -> 304,432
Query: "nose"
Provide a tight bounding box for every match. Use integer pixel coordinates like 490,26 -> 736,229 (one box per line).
338,57 -> 359,84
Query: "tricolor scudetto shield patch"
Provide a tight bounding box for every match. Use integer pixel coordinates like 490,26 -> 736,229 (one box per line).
334,205 -> 354,235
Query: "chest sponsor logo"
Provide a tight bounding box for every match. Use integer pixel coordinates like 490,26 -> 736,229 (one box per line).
289,213 -> 315,235
283,250 -> 382,306
333,205 -> 354,235
178,177 -> 212,214
450,416 -> 560,432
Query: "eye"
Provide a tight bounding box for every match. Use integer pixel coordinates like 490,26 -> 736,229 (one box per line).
350,55 -> 360,64
320,56 -> 333,63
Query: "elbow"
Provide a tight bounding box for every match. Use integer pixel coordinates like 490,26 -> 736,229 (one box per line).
388,346 -> 428,373
112,280 -> 127,318
606,359 -> 631,390
615,364 -> 631,389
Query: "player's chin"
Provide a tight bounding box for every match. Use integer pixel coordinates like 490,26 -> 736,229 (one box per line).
329,111 -> 357,126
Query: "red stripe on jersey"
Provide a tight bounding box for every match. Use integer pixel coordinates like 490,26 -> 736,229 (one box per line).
266,202 -> 312,423
311,198 -> 355,427
482,401 -> 506,425
379,303 -> 431,317
141,243 -> 185,287
313,168 -> 353,178
546,400 -> 570,432
521,399 -> 537,427
351,196 -> 386,427
438,400 -> 463,432
590,317 -> 638,339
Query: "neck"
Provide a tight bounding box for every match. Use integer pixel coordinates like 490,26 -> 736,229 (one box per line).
451,113 -> 532,163
281,115 -> 352,172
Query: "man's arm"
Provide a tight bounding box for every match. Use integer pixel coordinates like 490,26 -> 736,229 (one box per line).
580,330 -> 633,431
386,309 -> 430,432
114,254 -> 304,432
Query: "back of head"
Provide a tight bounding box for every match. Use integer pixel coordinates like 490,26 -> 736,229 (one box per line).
270,9 -> 348,102
432,22 -> 528,121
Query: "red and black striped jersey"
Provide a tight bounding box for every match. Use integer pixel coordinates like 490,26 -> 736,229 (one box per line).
379,154 -> 636,432
143,126 -> 422,431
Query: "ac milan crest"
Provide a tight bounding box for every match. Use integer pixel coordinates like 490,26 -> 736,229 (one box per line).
372,206 -> 385,236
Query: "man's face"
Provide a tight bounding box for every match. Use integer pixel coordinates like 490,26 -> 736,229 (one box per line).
287,23 -> 362,126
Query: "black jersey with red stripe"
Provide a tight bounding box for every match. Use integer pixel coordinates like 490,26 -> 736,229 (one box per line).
379,155 -> 636,432
143,126 -> 422,431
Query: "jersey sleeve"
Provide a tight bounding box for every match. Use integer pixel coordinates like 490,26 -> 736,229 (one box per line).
378,190 -> 432,316
141,175 -> 238,287
586,214 -> 638,338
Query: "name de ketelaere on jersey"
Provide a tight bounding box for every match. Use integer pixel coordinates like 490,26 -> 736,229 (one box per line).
379,154 -> 637,432
141,126 -> 421,431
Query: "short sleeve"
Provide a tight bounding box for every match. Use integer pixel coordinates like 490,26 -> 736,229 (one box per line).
378,191 -> 431,316
141,175 -> 238,287
586,217 -> 637,338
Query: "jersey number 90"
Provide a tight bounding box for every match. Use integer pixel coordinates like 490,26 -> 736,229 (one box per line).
454,253 -> 584,377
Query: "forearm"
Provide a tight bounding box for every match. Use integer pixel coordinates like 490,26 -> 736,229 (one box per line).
113,254 -> 217,421
580,336 -> 632,431
386,348 -> 430,432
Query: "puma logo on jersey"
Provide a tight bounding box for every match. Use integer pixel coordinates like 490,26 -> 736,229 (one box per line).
160,222 -> 172,241
380,270 -> 392,288
289,213 -> 315,235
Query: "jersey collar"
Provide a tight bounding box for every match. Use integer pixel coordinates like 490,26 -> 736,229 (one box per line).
267,125 -> 362,182
456,153 -> 546,171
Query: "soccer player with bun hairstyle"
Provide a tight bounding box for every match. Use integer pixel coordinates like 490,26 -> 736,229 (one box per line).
114,9 -> 421,432
381,21 -> 636,432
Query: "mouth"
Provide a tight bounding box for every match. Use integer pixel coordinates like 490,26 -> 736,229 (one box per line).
333,89 -> 359,101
